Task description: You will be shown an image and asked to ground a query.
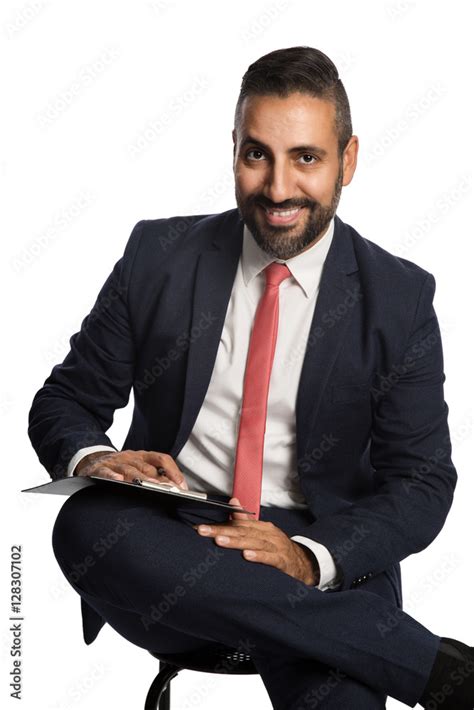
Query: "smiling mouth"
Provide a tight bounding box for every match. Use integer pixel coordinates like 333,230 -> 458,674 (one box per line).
260,205 -> 305,225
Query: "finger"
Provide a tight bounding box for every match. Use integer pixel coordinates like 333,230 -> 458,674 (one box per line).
141,452 -> 188,489
155,466 -> 188,489
228,497 -> 254,521
241,548 -> 281,566
98,461 -> 157,484
90,463 -> 165,486
105,462 -> 152,482
128,459 -> 161,478
92,466 -> 125,481
123,459 -> 174,484
201,528 -> 280,565
159,471 -> 188,489
204,529 -> 269,552
192,520 -> 264,539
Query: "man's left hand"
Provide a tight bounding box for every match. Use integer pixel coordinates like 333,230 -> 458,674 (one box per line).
192,497 -> 320,586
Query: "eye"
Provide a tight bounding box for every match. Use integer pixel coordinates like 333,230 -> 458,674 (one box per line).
298,154 -> 318,165
245,149 -> 265,161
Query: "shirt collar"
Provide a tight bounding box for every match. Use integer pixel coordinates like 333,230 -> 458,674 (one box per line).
241,216 -> 335,299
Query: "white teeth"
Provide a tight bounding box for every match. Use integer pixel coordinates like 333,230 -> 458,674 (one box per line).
266,208 -> 300,217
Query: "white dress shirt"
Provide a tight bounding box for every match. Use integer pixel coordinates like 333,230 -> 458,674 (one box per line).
67,217 -> 341,590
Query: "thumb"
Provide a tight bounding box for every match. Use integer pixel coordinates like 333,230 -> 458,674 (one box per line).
229,496 -> 253,520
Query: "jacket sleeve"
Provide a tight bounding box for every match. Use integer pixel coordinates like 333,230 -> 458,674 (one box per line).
292,272 -> 457,590
27,221 -> 144,480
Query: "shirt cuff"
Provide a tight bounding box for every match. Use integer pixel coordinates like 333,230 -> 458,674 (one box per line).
291,535 -> 342,591
67,446 -> 118,477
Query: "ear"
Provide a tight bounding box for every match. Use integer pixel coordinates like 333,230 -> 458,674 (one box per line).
342,135 -> 359,186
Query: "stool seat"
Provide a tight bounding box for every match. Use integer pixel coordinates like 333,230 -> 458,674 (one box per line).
149,642 -> 258,674
145,643 -> 258,709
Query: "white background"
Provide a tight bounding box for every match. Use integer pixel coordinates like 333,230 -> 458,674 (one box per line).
1,0 -> 473,708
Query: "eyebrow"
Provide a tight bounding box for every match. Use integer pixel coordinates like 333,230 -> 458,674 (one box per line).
240,134 -> 328,158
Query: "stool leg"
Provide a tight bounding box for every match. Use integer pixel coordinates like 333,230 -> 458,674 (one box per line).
144,661 -> 179,710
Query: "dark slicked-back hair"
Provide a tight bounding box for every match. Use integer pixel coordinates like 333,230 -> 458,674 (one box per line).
234,46 -> 352,157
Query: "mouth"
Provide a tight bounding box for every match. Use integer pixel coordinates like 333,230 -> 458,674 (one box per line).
260,205 -> 305,226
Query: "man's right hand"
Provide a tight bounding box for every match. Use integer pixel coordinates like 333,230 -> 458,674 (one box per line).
74,450 -> 189,490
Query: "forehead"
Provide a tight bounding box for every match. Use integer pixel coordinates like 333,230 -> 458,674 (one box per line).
237,92 -> 338,148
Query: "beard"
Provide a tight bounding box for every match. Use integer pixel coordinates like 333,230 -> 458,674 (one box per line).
235,161 -> 343,260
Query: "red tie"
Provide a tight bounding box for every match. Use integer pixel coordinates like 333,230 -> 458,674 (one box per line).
231,261 -> 292,519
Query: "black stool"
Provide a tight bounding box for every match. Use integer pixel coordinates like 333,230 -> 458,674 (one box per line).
145,642 -> 258,709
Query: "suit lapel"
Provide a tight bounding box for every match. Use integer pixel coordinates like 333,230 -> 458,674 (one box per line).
170,210 -> 244,458
170,210 -> 360,464
295,215 -> 360,463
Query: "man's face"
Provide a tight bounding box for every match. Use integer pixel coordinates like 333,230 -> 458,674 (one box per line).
233,92 -> 358,260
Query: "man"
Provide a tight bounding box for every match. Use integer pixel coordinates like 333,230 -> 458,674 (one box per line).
28,46 -> 473,708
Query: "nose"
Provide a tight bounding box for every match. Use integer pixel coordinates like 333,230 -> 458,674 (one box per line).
262,159 -> 296,206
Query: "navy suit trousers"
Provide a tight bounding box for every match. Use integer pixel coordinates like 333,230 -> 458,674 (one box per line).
51,485 -> 441,708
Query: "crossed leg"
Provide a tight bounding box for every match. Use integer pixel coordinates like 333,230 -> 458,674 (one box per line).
51,484 -> 440,707
252,654 -> 387,709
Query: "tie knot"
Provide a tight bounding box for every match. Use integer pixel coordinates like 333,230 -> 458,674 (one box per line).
264,261 -> 291,288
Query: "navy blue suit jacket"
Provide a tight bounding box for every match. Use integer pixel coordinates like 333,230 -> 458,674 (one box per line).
28,208 -> 457,644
